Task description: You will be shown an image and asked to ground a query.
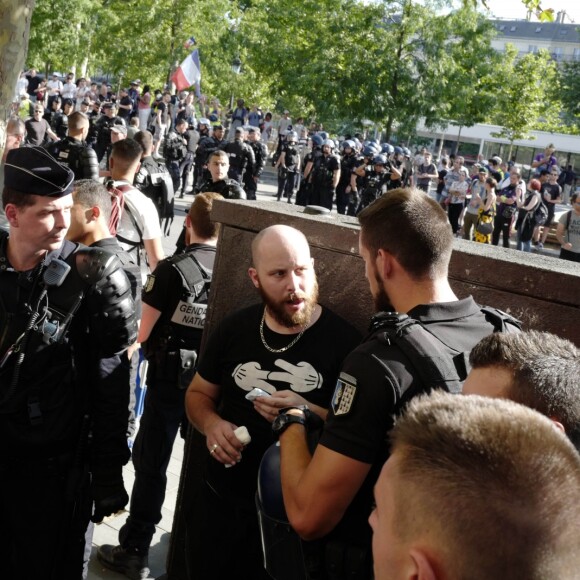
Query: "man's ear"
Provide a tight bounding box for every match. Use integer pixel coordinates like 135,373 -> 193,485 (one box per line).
90,205 -> 100,221
409,548 -> 438,580
248,267 -> 260,289
376,248 -> 395,280
4,204 -> 19,227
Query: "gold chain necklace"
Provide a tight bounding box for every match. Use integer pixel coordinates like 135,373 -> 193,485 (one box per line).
259,309 -> 309,353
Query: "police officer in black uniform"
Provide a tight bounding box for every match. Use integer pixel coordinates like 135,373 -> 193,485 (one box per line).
296,134 -> 323,206
192,119 -> 214,189
243,127 -> 267,201
163,117 -> 188,195
46,111 -> 99,180
221,126 -> 255,184
273,189 -> 520,579
303,138 -> 340,210
134,130 -> 174,219
94,102 -> 122,162
97,193 -> 222,579
336,140 -> 359,215
194,150 -> 246,199
274,130 -> 300,203
354,153 -> 391,215
0,147 -> 138,580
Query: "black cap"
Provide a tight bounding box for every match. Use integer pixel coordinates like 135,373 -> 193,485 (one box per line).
4,147 -> 74,198
213,124 -> 223,130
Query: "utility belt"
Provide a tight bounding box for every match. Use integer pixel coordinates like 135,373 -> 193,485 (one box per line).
147,347 -> 197,390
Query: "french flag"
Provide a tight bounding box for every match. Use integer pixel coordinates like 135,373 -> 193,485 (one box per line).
171,49 -> 201,92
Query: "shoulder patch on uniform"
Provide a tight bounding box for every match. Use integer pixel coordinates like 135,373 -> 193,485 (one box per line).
144,274 -> 155,293
331,372 -> 357,416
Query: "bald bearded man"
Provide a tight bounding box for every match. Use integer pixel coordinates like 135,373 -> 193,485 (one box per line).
185,224 -> 361,579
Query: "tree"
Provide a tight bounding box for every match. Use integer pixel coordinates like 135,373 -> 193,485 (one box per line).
558,61 -> 580,133
490,45 -> 557,159
0,0 -> 36,159
424,3 -> 502,153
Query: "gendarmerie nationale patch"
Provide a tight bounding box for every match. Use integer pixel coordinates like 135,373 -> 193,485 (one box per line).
144,274 -> 155,293
331,372 -> 357,416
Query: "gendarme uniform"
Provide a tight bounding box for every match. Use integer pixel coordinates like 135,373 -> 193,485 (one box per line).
194,176 -> 246,199
0,147 -> 138,580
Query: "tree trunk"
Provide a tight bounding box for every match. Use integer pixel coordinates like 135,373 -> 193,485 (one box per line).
0,0 -> 36,159
454,125 -> 463,155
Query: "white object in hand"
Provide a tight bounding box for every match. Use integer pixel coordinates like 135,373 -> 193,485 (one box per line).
233,426 -> 251,446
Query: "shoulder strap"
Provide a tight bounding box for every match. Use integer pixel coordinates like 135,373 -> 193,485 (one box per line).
479,306 -> 521,333
113,184 -> 144,247
567,210 -> 572,230
170,251 -> 213,301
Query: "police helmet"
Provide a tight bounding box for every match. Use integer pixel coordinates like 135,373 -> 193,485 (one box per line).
286,131 -> 297,142
362,145 -> 377,157
318,131 -> 329,141
402,147 -> 411,157
199,118 -> 211,129
311,134 -> 324,148
323,139 -> 334,149
393,146 -> 404,155
382,143 -> 394,155
373,154 -> 388,166
343,140 -> 355,151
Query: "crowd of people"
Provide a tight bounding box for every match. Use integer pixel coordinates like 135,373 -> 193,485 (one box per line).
1,70 -> 580,580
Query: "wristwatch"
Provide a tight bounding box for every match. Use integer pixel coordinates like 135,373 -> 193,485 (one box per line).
272,405 -> 309,439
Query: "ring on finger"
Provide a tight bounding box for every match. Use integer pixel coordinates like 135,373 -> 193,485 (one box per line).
210,443 -> 219,455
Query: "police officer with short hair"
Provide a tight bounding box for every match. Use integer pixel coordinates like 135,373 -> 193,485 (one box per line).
274,130 -> 301,203
0,147 -> 138,579
98,193 -> 222,579
193,118 -> 214,188
221,126 -> 255,184
46,111 -> 99,180
163,118 -> 188,195
244,127 -> 268,201
95,102 -> 123,162
194,150 -> 246,199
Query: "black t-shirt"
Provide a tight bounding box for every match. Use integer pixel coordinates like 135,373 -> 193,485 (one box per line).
25,118 -> 50,146
198,303 -> 361,507
319,297 -> 499,547
118,95 -> 133,119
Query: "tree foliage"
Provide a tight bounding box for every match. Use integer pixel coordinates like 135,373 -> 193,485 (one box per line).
20,0 -> 572,142
490,45 -> 558,157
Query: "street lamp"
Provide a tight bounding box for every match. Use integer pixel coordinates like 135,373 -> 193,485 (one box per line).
231,56 -> 242,75
229,56 -> 242,130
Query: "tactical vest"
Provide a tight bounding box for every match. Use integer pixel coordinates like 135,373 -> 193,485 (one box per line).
145,251 -> 213,357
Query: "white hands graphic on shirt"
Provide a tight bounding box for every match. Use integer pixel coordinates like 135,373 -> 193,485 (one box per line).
232,359 -> 323,393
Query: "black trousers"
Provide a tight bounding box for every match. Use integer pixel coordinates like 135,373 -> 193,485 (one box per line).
120,374 -> 186,552
185,481 -> 270,580
0,456 -> 91,580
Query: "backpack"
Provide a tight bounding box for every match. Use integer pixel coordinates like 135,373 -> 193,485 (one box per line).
533,196 -> 549,226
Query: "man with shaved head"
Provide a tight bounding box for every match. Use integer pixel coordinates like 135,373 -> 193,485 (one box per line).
185,224 -> 360,579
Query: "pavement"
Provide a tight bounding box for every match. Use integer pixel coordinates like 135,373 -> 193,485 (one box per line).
88,167 -> 568,579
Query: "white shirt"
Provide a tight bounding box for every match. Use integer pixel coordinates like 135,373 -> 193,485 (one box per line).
62,82 -> 77,99
115,183 -> 162,251
47,79 -> 63,96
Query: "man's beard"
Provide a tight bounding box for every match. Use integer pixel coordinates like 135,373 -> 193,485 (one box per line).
373,271 -> 394,313
259,278 -> 319,328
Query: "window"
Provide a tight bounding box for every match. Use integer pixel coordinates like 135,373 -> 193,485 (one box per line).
499,25 -> 506,31
528,45 -> 538,54
510,26 -> 517,31
552,47 -> 563,61
574,48 -> 580,62
535,27 -> 542,32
